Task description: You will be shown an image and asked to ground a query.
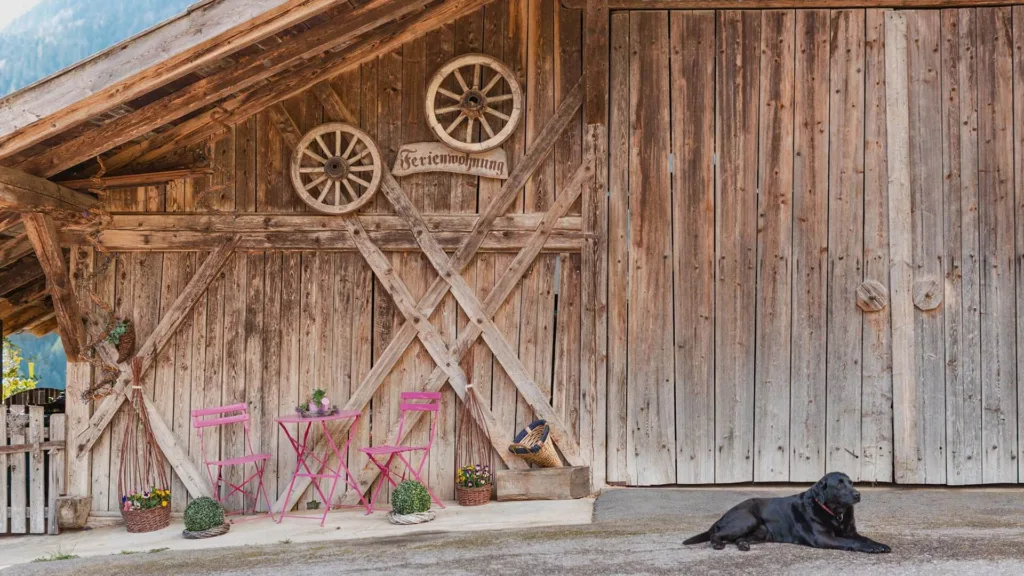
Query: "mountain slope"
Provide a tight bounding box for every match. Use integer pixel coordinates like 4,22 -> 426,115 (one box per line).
0,0 -> 194,97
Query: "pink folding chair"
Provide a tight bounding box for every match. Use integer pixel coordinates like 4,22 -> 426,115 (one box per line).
192,403 -> 272,517
358,391 -> 446,514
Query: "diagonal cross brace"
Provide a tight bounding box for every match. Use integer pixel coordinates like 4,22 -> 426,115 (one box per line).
270,81 -> 582,512
76,237 -> 241,456
375,169 -> 585,465
340,213 -> 522,469
344,158 -> 594,501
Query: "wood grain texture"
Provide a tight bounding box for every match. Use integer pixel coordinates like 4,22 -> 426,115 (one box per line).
753,9 -> 794,482
670,10 -> 715,485
606,11 -> 629,484
861,8 -> 893,483
1014,5 -> 1024,482
885,10 -> 922,484
906,9 -> 946,483
943,7 -> 982,486
715,10 -> 760,484
790,9 -> 830,482
826,8 -> 865,480
626,10 -> 675,486
23,213 -> 86,361
977,6 -> 1017,483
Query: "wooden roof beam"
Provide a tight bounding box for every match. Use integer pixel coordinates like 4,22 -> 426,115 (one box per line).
0,167 -> 99,213
16,0 -> 440,178
55,168 -> 214,191
23,214 -> 86,361
99,0 -> 493,172
562,0 -> 1022,7
0,0 -> 353,162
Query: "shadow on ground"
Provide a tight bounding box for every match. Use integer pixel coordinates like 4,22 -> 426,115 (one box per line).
7,487 -> 1024,575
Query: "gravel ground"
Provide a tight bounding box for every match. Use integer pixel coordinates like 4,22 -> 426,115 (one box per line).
8,487 -> 1024,575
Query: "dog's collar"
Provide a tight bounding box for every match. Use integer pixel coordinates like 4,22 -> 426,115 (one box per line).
814,498 -> 844,522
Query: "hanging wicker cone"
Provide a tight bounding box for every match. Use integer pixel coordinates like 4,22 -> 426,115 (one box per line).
116,320 -> 136,363
118,357 -> 172,533
508,420 -> 561,468
455,384 -> 494,506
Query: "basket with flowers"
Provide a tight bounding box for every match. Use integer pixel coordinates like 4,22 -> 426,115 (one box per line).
456,464 -> 492,506
121,487 -> 172,533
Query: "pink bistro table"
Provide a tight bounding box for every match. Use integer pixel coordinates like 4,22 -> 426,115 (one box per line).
275,410 -> 370,526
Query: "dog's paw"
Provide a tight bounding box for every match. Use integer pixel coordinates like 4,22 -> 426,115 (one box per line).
865,543 -> 891,554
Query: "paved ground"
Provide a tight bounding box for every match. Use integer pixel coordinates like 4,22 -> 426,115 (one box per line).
6,487 -> 1024,575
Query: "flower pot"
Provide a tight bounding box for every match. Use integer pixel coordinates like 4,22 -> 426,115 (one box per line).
456,484 -> 491,506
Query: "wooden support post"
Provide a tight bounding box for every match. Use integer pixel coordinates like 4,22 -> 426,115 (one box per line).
23,213 -> 86,361
582,0 -> 609,489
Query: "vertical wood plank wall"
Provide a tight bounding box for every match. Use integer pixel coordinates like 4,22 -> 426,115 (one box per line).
70,0 -> 587,513
63,3 -> 1024,505
608,6 -> 1024,485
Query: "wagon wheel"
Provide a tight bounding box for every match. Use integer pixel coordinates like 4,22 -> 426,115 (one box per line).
290,123 -> 382,214
425,53 -> 523,153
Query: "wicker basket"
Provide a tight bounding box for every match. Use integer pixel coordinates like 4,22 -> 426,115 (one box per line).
121,505 -> 171,533
183,523 -> 230,539
386,511 -> 436,525
456,484 -> 492,506
509,420 -> 561,468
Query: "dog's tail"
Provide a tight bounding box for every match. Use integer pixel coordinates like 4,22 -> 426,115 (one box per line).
683,530 -> 711,545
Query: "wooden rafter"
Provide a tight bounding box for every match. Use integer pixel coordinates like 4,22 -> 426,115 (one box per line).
75,236 -> 240,456
0,0 -> 351,162
562,0 -> 1021,7
0,234 -> 33,267
17,0 -> 442,178
55,168 -> 214,191
0,257 -> 44,295
23,213 -> 86,361
96,0 -> 494,176
0,167 -> 98,213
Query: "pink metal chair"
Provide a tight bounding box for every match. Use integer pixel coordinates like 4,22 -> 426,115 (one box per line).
358,391 -> 446,514
191,403 -> 272,517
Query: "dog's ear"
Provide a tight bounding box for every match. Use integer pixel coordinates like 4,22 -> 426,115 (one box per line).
808,475 -> 828,503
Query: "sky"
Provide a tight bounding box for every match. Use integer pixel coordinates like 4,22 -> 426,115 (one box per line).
0,0 -> 44,31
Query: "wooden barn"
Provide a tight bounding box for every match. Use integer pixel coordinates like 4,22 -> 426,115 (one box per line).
1,0 -> 1024,526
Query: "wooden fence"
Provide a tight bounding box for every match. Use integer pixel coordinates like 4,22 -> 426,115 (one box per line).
2,406 -> 65,534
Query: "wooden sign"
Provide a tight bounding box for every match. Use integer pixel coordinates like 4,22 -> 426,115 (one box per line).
392,142 -> 509,179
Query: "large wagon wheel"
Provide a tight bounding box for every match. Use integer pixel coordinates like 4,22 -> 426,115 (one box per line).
425,54 -> 523,153
290,123 -> 382,214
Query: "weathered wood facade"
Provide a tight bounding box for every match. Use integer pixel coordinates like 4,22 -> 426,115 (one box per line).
1,1 -> 1023,519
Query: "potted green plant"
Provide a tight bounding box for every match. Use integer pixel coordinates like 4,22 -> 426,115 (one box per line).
387,480 -> 435,525
182,497 -> 229,539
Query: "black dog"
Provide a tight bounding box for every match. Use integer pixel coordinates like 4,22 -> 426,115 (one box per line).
683,472 -> 890,553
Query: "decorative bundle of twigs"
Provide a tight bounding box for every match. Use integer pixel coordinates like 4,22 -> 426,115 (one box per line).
455,385 -> 493,506
117,358 -> 171,532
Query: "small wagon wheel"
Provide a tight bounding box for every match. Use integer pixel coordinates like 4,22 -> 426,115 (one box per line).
425,54 -> 523,153
290,123 -> 382,214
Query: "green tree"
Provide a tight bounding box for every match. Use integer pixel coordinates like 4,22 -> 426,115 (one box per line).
2,337 -> 38,400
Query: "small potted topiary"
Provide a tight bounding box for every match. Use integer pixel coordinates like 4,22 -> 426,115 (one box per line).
182,496 -> 230,539
386,480 -> 435,525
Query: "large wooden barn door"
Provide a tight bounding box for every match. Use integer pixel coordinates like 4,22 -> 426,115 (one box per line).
610,6 -> 1023,487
